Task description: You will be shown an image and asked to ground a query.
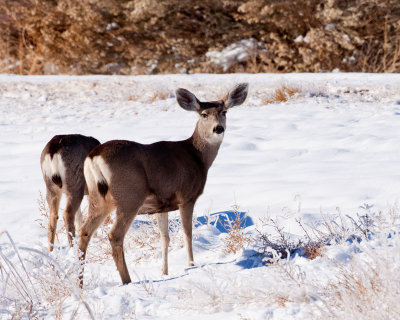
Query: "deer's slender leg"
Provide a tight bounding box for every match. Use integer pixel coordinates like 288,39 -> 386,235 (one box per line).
46,186 -> 62,252
78,194 -> 113,287
75,206 -> 83,232
108,209 -> 139,284
63,192 -> 84,247
78,195 -> 113,259
179,202 -> 195,267
157,212 -> 170,275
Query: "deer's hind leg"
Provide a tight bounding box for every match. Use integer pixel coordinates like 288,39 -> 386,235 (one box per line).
45,180 -> 62,252
63,189 -> 84,247
78,192 -> 114,287
74,206 -> 83,232
78,193 -> 114,260
108,207 -> 141,285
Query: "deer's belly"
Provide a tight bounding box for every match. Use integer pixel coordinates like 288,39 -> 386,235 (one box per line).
137,194 -> 179,215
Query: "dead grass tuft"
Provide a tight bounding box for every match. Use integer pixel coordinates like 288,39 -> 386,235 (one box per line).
149,91 -> 170,103
263,86 -> 301,104
222,205 -> 252,254
36,191 -> 65,243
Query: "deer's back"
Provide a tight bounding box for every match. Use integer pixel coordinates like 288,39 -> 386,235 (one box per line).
88,139 -> 208,212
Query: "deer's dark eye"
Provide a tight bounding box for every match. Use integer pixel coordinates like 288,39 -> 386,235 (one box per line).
222,111 -> 227,116
201,113 -> 208,119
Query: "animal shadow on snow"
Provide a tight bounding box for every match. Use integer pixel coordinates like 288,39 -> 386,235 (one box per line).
131,211 -> 259,286
195,210 -> 254,233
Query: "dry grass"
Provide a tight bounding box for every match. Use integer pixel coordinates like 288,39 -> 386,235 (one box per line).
86,213 -> 184,265
320,230 -> 400,318
222,206 -> 252,254
296,218 -> 325,259
256,206 -> 376,262
148,91 -> 170,103
10,196 -> 400,318
359,15 -> 400,73
86,214 -> 163,264
127,90 -> 170,104
263,86 -> 301,104
0,231 -> 94,319
177,206 -> 400,318
35,192 -> 184,268
36,191 -> 65,243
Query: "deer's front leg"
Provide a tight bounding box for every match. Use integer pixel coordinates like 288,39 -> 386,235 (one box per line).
157,212 -> 170,275
179,203 -> 195,267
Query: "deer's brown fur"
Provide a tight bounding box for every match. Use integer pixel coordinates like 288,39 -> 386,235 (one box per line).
78,84 -> 248,285
40,134 -> 100,251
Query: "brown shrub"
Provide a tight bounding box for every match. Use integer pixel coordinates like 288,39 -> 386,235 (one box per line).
0,0 -> 399,74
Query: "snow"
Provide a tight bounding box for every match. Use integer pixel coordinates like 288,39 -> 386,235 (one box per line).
206,39 -> 266,71
1,73 -> 400,319
294,35 -> 304,43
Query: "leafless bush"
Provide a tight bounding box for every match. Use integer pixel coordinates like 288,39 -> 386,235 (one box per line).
0,0 -> 399,74
256,205 -> 383,262
256,217 -> 304,260
176,206 -> 400,318
222,205 -> 252,254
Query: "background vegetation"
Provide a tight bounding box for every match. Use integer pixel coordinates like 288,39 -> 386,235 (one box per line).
0,0 -> 399,74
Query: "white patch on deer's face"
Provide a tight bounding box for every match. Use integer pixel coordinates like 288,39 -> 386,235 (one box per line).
198,107 -> 227,144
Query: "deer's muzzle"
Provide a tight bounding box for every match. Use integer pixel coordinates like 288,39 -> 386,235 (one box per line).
214,125 -> 225,134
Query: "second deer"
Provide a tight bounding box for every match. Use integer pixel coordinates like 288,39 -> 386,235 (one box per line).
79,83 -> 249,285
41,134 -> 100,251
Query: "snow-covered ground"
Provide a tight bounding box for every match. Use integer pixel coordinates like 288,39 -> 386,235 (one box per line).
1,73 -> 400,319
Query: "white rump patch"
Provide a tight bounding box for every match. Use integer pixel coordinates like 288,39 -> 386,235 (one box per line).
41,153 -> 66,184
84,156 -> 112,193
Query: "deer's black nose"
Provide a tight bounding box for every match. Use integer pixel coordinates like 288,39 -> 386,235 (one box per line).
214,125 -> 225,134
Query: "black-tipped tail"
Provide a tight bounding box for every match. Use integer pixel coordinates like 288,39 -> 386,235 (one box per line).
51,174 -> 62,188
97,181 -> 108,198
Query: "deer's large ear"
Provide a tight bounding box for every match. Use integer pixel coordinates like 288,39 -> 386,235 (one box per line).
176,88 -> 201,112
225,83 -> 249,108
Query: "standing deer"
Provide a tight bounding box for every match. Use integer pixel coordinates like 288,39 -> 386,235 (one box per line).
41,134 -> 100,251
78,83 -> 249,285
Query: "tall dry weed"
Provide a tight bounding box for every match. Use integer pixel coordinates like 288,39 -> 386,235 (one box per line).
0,231 -> 94,319
222,206 -> 252,254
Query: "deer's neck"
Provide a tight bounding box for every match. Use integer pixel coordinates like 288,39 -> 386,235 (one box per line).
189,125 -> 222,170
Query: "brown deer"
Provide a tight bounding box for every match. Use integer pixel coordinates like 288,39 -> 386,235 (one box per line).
41,134 -> 100,251
78,83 -> 249,285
